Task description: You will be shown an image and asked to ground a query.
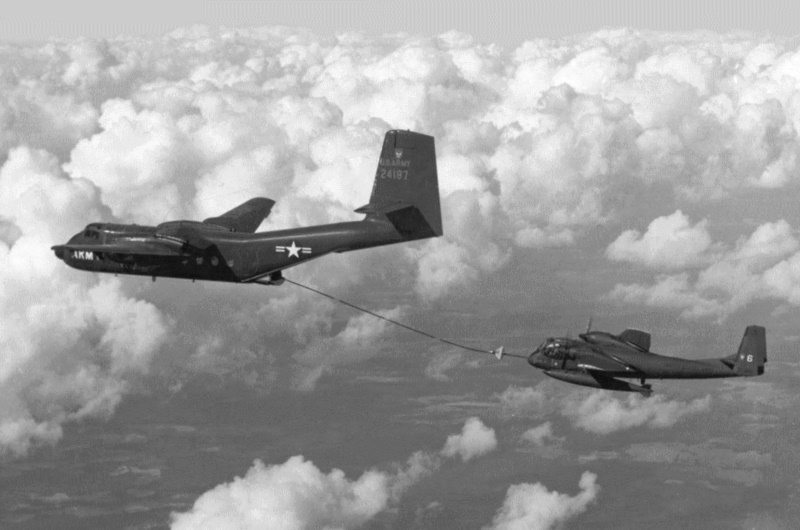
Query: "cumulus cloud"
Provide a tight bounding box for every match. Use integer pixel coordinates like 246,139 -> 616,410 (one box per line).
496,383 -> 566,422
497,384 -> 550,413
607,219 -> 800,319
484,471 -> 599,530
171,417 -> 493,529
441,416 -> 498,461
498,384 -> 711,437
64,98 -> 189,224
562,391 -> 711,434
170,453 -> 430,530
0,145 -> 169,458
606,210 -> 715,269
5,24 -> 800,454
520,421 -> 561,447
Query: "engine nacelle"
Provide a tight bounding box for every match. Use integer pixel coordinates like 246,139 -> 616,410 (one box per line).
543,369 -> 652,396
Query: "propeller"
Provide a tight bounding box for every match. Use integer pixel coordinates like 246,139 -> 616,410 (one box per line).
585,317 -> 593,334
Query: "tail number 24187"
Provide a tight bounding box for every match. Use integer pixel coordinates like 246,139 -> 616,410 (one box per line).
378,168 -> 408,180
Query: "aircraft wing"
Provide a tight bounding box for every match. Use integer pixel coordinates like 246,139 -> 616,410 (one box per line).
583,347 -> 644,374
51,242 -> 183,257
203,198 -> 275,233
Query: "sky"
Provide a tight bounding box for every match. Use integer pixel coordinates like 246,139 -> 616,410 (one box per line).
2,1 -> 800,529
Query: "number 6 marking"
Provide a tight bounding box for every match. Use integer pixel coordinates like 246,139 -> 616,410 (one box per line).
746,354 -> 753,362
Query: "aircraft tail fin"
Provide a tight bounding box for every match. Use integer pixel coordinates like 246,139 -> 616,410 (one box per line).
730,325 -> 767,376
355,130 -> 442,241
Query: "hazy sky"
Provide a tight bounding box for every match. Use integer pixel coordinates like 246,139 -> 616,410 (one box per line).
4,0 -> 800,47
2,2 -> 800,529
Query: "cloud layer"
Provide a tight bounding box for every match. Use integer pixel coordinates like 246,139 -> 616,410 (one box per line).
0,145 -> 169,457
3,25 -> 800,457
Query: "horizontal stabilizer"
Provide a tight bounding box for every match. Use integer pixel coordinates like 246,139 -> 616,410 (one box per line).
203,197 -> 275,233
354,201 -> 412,215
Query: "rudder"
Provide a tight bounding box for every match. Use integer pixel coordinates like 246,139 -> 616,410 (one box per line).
733,325 -> 767,376
356,130 -> 442,240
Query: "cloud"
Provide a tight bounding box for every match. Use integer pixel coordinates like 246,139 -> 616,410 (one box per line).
0,145 -> 169,458
441,416 -> 498,461
424,352 -> 464,381
499,384 -> 711,438
291,306 -> 405,391
626,441 -> 772,487
64,98 -> 188,224
561,391 -> 711,434
518,422 -> 566,459
170,417 -> 493,529
170,454 -> 418,530
520,421 -> 561,447
496,383 -> 563,421
497,384 -> 550,413
606,210 -> 714,270
484,471 -> 599,530
4,25 -> 800,455
607,219 -> 800,319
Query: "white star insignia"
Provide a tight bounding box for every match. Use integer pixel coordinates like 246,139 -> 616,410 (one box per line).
286,241 -> 301,258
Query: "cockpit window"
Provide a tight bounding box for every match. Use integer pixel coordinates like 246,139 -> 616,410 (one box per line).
83,228 -> 99,239
542,339 -> 568,359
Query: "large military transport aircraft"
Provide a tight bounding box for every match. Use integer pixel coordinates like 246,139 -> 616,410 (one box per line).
52,130 -> 442,285
497,324 -> 766,396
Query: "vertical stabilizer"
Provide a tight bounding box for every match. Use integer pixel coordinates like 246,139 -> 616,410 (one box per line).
733,325 -> 767,376
356,130 -> 442,240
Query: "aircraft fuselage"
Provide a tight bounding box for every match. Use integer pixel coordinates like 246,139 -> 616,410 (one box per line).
523,326 -> 766,395
54,218 -> 404,283
53,129 -> 443,285
529,343 -> 743,379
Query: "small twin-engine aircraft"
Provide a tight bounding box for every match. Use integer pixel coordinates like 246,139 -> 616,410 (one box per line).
496,324 -> 766,396
52,130 -> 442,285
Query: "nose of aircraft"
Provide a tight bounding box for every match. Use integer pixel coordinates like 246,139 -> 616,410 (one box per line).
52,233 -> 81,261
528,348 -> 542,368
